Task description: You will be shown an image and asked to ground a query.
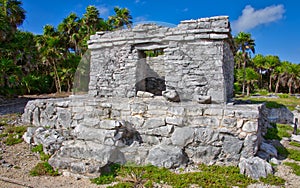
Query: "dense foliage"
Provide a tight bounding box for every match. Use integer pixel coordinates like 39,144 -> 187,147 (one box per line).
0,0 -> 132,97
234,32 -> 300,96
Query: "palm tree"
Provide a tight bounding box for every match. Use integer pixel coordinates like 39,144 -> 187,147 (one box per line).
0,0 -> 25,41
108,7 -> 132,29
234,32 -> 255,96
272,61 -> 288,94
58,13 -> 81,55
36,25 -> 64,93
264,55 -> 281,92
287,63 -> 300,94
252,54 -> 267,89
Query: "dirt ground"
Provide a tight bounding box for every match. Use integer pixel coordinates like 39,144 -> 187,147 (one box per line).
0,95 -> 300,188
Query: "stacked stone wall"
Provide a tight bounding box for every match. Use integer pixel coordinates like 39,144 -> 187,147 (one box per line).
22,95 -> 268,176
88,16 -> 234,103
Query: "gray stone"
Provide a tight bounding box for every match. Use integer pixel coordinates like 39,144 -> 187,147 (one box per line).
146,145 -> 188,168
194,128 -> 220,144
194,95 -> 211,104
22,127 -> 37,144
143,117 -> 165,129
137,91 -> 154,98
239,157 -> 273,180
186,145 -> 221,164
162,90 -> 180,102
242,121 -> 258,133
291,134 -> 300,143
166,117 -> 185,126
260,142 -> 278,158
241,135 -> 258,158
223,136 -> 243,155
171,127 -> 194,146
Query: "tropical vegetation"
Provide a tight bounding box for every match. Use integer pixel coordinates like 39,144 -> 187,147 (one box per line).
0,0 -> 132,97
234,32 -> 300,96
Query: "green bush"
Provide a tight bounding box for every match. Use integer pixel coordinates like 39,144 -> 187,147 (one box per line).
30,162 -> 59,176
31,144 -> 51,161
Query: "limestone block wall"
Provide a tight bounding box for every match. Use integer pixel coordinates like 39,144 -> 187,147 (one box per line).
88,16 -> 235,103
22,95 -> 268,176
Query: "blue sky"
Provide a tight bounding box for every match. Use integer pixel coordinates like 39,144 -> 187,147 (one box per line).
20,0 -> 299,64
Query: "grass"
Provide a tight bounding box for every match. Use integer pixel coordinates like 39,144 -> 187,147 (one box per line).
284,162 -> 300,176
0,113 -> 27,146
290,141 -> 300,147
30,144 -> 56,176
29,162 -> 59,176
239,95 -> 300,111
264,123 -> 294,140
0,124 -> 27,146
287,149 -> 300,161
91,163 -> 285,188
31,144 -> 51,161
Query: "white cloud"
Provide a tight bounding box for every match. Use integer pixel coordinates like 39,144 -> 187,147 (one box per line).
134,16 -> 147,22
182,8 -> 189,12
232,4 -> 285,32
97,6 -> 110,18
135,0 -> 140,3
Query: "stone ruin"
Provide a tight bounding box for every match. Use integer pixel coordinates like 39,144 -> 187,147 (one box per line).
22,16 -> 275,179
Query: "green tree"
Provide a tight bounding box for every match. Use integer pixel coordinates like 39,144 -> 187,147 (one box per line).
0,0 -> 25,42
234,32 -> 256,96
252,54 -> 267,89
236,67 -> 259,96
286,63 -> 300,94
36,25 -> 64,93
108,7 -> 132,29
264,55 -> 281,92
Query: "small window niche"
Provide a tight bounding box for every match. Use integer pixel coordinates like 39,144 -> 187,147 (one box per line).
135,45 -> 166,96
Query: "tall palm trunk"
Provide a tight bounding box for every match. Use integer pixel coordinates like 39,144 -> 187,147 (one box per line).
268,71 -> 273,92
275,77 -> 280,93
51,59 -> 61,93
242,52 -> 246,96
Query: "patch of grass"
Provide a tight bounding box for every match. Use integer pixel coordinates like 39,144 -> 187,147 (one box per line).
284,162 -> 300,176
264,123 -> 294,140
287,149 -> 300,161
0,120 -> 27,146
91,163 -> 121,185
278,93 -> 290,99
1,125 -> 26,146
92,163 -> 285,187
31,144 -> 51,161
255,89 -> 269,96
260,174 -> 285,186
240,96 -> 300,111
290,141 -> 300,147
29,162 -> 59,176
275,145 -> 289,158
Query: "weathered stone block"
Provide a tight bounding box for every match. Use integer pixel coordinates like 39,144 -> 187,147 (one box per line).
143,117 -> 165,129
171,127 -> 194,146
166,117 -> 185,126
146,145 -> 188,168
